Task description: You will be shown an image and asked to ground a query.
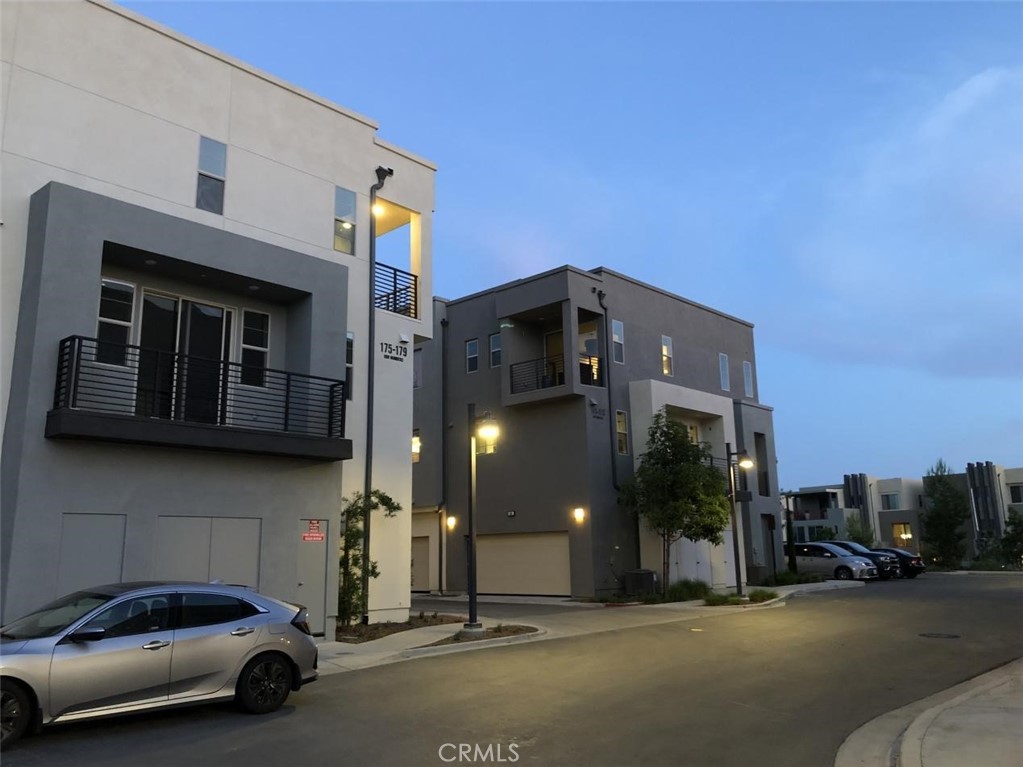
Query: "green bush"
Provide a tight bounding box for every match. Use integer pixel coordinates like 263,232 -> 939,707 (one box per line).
704,593 -> 745,606
665,579 -> 712,602
747,589 -> 778,603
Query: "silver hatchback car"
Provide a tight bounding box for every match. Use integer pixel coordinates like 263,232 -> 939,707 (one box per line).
0,582 -> 318,748
790,542 -> 878,581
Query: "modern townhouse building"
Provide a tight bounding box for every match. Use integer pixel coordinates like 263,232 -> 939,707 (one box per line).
411,266 -> 782,598
0,0 -> 434,633
786,462 -> 1022,558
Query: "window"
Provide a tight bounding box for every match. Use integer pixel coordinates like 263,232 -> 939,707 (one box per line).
466,339 -> 479,373
179,593 -> 260,629
719,353 -> 730,391
84,594 -> 172,637
97,279 -> 134,365
412,429 -> 421,464
196,136 -> 226,214
684,423 -> 698,445
881,493 -> 900,511
743,361 -> 754,398
611,320 -> 624,364
345,332 -> 354,400
412,348 -> 423,389
661,335 -> 673,377
892,523 -> 913,547
489,333 -> 501,367
615,410 -> 629,455
241,311 -> 269,387
1010,484 -> 1023,504
333,186 -> 356,254
754,432 -> 770,496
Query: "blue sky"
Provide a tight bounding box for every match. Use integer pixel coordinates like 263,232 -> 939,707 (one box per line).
124,1 -> 1023,488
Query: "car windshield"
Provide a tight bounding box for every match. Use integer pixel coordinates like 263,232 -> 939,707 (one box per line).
1,591 -> 114,639
843,541 -> 873,555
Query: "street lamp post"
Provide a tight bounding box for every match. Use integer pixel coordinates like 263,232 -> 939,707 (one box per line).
465,403 -> 499,635
726,443 -> 755,599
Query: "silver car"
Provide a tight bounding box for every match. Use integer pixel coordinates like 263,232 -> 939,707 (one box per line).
791,542 -> 878,581
0,582 -> 318,748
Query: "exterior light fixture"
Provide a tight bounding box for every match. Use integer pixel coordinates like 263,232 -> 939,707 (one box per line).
372,203 -> 385,216
341,221 -> 353,230
411,434 -> 421,455
465,404 -> 500,634
446,515 -> 456,531
573,507 -> 586,524
736,451 -> 754,470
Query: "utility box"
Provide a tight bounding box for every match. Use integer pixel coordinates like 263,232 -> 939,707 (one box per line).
623,569 -> 657,596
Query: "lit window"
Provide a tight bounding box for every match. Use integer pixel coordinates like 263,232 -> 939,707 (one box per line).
466,339 -> 479,373
612,320 -> 624,364
333,187 -> 356,254
241,311 -> 269,387
881,493 -> 900,511
892,522 -> 913,548
743,361 -> 754,398
615,410 -> 629,455
413,348 -> 423,389
719,353 -> 730,391
661,335 -> 673,377
489,333 -> 501,367
345,332 -> 354,400
196,136 -> 226,215
97,279 -> 135,366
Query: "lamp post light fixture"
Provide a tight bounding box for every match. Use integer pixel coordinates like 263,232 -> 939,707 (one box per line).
726,443 -> 755,599
465,403 -> 499,635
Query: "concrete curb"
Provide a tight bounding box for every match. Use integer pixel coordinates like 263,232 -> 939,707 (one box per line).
398,625 -> 548,659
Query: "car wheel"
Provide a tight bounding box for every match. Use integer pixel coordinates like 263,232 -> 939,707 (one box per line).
236,654 -> 292,714
906,573 -> 919,579
1,679 -> 31,749
834,567 -> 852,580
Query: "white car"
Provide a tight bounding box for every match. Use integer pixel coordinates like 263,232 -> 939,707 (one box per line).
0,582 -> 318,749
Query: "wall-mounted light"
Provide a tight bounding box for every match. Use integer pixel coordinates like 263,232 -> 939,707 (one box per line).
411,434 -> 421,455
476,412 -> 500,455
446,515 -> 456,531
341,221 -> 353,230
372,203 -> 385,216
573,507 -> 586,524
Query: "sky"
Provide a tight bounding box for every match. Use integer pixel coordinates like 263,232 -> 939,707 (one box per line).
123,1 -> 1023,489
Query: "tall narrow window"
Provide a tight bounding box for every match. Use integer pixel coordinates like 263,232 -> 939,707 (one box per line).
241,311 -> 269,387
661,335 -> 673,377
489,333 -> 501,367
412,348 -> 423,389
719,353 -> 730,391
612,320 -> 625,364
615,410 -> 629,455
466,339 -> 479,373
97,279 -> 135,365
345,332 -> 354,400
743,360 -> 754,398
333,186 -> 356,254
755,432 -> 770,496
196,136 -> 226,215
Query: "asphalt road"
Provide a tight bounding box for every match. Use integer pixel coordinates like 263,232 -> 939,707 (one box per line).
7,575 -> 1022,767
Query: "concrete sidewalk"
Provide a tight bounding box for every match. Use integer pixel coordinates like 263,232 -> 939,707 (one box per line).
315,579 -> 861,675
835,659 -> 1023,767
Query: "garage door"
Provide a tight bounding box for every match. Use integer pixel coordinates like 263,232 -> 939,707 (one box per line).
477,533 -> 571,596
154,516 -> 261,588
411,536 -> 431,592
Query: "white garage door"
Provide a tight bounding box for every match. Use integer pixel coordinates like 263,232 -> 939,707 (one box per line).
154,516 -> 261,588
477,533 -> 571,596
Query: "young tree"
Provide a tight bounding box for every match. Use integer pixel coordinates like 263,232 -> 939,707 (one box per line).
920,459 -> 970,568
620,410 -> 730,595
1001,509 -> 1023,568
845,515 -> 877,547
338,490 -> 400,627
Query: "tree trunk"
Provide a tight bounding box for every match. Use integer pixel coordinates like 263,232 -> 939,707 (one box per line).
662,534 -> 670,596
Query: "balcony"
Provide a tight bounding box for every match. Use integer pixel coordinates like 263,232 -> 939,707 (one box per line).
510,355 -> 566,395
46,336 -> 351,461
375,262 -> 418,318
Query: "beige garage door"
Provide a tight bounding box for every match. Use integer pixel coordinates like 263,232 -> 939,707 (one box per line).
411,536 -> 431,592
478,533 -> 571,596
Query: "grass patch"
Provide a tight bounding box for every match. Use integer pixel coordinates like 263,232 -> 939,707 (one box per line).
335,611 -> 464,643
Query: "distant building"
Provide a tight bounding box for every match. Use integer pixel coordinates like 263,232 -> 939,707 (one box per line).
412,266 -> 782,597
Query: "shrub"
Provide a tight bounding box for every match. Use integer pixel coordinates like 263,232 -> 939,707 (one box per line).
747,589 -> 778,603
704,593 -> 745,606
760,571 -> 824,587
666,579 -> 712,602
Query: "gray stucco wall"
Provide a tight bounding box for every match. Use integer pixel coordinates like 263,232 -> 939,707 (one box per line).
1,183 -> 350,621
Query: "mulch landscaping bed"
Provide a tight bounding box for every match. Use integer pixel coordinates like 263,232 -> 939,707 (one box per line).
423,625 -> 538,647
335,613 -> 465,643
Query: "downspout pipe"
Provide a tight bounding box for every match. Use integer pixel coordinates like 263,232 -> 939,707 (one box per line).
596,289 -> 619,492
361,165 -> 393,625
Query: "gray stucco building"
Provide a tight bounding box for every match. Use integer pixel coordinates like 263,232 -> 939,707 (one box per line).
411,266 -> 782,598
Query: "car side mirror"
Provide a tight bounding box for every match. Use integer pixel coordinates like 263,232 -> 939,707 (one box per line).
68,626 -> 106,643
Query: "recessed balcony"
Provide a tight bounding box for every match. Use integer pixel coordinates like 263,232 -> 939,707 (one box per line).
375,262 -> 418,318
45,336 -> 351,461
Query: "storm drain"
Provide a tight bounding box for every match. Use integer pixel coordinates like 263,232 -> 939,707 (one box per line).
918,632 -> 961,639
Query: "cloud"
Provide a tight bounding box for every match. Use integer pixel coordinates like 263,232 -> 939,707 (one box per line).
772,66 -> 1023,380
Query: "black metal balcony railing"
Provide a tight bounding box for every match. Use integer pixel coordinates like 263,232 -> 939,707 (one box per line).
510,355 -> 566,394
578,354 -> 604,386
374,262 -> 418,318
53,336 -> 346,439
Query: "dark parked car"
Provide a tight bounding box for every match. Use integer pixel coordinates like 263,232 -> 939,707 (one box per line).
872,547 -> 926,578
0,582 -> 318,749
820,540 -> 901,580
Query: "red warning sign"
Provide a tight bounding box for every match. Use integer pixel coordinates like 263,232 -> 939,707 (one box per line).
302,520 -> 325,542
